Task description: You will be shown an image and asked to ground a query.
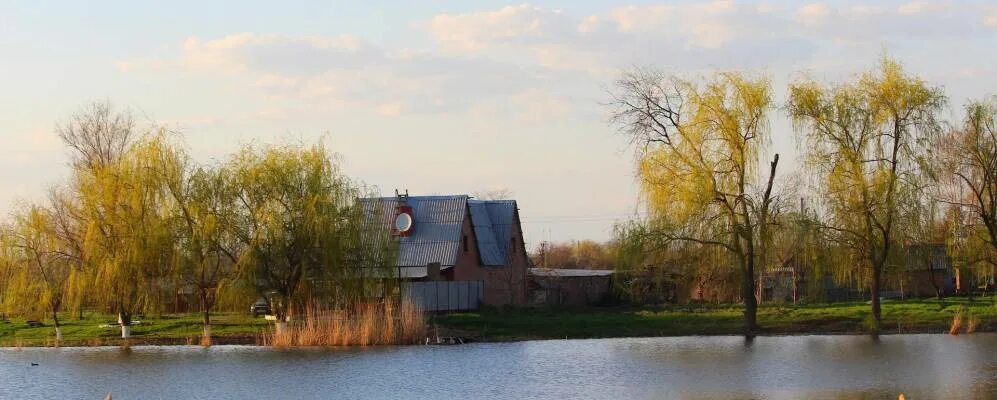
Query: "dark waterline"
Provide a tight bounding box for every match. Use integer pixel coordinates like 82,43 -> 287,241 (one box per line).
1,334 -> 995,399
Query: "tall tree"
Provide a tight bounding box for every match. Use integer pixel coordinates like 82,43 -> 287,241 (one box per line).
81,136 -> 174,337
229,143 -> 361,330
3,205 -> 72,340
788,57 -> 945,331
938,99 -> 997,291
148,133 -> 240,340
48,187 -> 89,320
610,69 -> 780,335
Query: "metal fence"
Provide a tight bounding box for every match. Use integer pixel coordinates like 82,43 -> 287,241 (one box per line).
401,280 -> 484,312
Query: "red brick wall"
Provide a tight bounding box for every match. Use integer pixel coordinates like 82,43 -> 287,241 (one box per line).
452,206 -> 528,306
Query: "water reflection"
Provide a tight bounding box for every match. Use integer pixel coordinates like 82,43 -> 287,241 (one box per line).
0,334 -> 994,399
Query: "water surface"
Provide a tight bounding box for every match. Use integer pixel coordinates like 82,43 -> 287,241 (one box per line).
1,334 -> 994,399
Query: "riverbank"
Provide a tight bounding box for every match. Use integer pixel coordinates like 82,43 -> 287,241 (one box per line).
0,312 -> 269,347
2,296 -> 994,346
436,295 -> 997,341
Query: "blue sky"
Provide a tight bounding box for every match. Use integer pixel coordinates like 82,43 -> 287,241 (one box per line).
2,1 -> 997,248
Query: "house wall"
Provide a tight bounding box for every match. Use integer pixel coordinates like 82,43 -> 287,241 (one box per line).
529,275 -> 611,306
452,206 -> 528,306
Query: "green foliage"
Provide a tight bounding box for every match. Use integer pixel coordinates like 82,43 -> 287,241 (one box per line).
611,69 -> 780,332
228,141 -> 395,321
0,102 -> 397,335
788,56 -> 946,329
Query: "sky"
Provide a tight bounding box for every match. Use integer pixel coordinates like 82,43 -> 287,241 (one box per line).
2,0 -> 997,249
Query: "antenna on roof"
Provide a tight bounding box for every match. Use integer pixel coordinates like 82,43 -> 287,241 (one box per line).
394,188 -> 409,202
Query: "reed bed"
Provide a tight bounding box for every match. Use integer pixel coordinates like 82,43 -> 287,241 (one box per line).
950,307 -> 980,335
261,301 -> 425,347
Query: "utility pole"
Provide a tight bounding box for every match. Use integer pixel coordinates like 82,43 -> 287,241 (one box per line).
539,241 -> 548,267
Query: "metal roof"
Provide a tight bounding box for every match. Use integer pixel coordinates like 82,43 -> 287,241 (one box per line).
470,200 -> 516,266
529,268 -> 615,277
362,195 -> 468,267
362,195 -> 521,269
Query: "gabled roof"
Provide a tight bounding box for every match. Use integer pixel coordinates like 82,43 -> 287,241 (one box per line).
361,195 -> 519,268
469,200 -> 516,266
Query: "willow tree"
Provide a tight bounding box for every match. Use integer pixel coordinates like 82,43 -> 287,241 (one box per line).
3,205 -> 72,340
611,70 -> 780,335
938,99 -> 997,290
145,134 -> 241,340
788,57 -> 945,331
80,136 -> 174,337
48,187 -> 89,320
229,143 -> 364,330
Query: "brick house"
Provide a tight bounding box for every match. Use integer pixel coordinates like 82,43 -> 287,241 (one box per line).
361,194 -> 529,306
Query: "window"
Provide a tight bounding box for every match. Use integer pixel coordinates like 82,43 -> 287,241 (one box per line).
511,237 -> 516,253
462,235 -> 468,252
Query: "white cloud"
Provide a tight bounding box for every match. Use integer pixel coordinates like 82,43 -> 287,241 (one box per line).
897,1 -> 942,15
796,3 -> 829,25
376,102 -> 404,117
985,13 -> 997,27
117,2 -> 997,123
430,4 -> 552,51
577,15 -> 600,34
180,33 -> 380,75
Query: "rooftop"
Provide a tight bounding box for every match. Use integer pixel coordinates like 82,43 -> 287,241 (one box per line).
529,268 -> 614,278
361,194 -> 519,268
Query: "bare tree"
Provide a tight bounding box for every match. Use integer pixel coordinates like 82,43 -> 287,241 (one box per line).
57,100 -> 135,171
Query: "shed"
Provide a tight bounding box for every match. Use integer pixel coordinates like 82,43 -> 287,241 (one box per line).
528,268 -> 614,307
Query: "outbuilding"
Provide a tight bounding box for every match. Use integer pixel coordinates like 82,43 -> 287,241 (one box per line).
528,268 -> 614,307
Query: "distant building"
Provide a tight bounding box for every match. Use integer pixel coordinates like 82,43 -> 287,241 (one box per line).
528,268 -> 614,306
899,243 -> 957,297
361,194 -> 529,307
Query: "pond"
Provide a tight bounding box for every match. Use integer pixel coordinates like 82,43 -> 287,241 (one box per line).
1,334 -> 995,399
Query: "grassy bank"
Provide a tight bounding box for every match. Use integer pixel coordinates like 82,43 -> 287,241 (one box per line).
0,312 -> 269,347
2,296 -> 995,346
435,295 -> 997,341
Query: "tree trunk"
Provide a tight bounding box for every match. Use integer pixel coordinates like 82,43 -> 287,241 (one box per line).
53,308 -> 62,342
927,261 -> 943,300
743,284 -> 758,336
200,291 -> 212,340
77,293 -> 85,320
743,262 -> 758,336
118,311 -> 132,338
870,265 -> 882,333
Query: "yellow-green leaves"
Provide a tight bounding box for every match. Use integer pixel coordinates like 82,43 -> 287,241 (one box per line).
789,56 -> 945,329
612,68 -> 778,333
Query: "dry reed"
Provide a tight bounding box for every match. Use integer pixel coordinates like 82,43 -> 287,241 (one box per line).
966,317 -> 979,334
261,301 -> 425,348
950,312 -> 964,335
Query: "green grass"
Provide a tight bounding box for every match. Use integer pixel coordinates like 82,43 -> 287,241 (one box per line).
0,312 -> 269,347
2,296 -> 995,346
434,295 -> 997,341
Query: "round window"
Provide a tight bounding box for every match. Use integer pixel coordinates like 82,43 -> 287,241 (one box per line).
395,212 -> 413,232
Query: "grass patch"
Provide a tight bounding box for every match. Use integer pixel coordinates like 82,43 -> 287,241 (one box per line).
1,296 -> 994,346
435,295 -> 997,341
0,312 -> 269,346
